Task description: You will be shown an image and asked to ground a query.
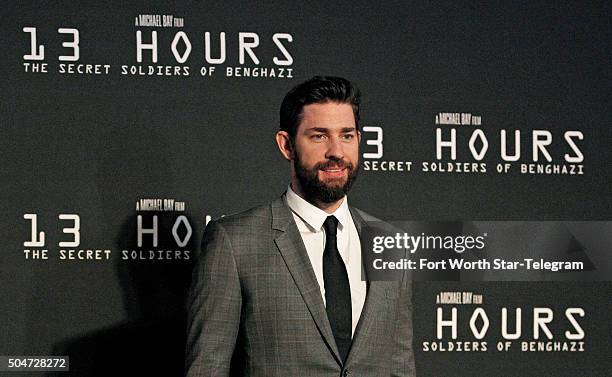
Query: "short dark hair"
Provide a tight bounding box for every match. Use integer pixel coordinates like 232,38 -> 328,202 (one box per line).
279,76 -> 361,138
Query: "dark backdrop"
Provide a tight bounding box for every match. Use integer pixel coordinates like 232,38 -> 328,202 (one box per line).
2,2 -> 610,376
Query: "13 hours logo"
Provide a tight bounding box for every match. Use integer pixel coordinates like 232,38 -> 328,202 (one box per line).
361,126 -> 414,172
22,213 -> 111,260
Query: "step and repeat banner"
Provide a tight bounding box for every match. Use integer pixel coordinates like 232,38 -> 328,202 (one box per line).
2,2 -> 611,376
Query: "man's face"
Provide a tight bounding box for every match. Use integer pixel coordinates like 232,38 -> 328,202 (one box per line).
291,102 -> 360,203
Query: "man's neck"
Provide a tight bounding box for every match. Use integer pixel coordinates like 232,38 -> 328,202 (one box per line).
290,182 -> 344,214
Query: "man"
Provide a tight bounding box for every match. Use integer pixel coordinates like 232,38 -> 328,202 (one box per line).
186,76 -> 415,377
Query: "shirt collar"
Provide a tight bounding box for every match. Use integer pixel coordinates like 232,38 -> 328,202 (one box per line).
285,185 -> 349,232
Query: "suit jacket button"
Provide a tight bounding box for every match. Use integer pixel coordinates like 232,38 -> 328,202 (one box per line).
343,369 -> 351,377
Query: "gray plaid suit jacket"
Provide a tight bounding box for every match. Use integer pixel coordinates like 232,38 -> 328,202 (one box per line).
185,195 -> 415,377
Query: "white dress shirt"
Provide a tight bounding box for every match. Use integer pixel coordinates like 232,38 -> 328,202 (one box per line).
285,185 -> 367,337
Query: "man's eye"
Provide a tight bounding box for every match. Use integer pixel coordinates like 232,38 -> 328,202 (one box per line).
311,134 -> 326,140
342,134 -> 355,140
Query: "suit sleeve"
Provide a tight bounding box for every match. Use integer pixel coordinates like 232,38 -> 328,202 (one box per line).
391,280 -> 416,377
185,220 -> 242,377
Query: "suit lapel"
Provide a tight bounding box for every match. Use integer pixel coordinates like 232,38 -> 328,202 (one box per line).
346,281 -> 387,365
345,207 -> 388,366
271,196 -> 342,365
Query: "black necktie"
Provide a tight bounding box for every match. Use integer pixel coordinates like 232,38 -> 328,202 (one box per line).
323,215 -> 352,363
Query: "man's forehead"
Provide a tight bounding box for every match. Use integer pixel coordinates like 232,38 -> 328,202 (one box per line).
299,102 -> 356,130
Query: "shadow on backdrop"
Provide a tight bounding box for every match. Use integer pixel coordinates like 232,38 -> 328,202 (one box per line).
47,213 -> 195,377
47,117 -> 196,376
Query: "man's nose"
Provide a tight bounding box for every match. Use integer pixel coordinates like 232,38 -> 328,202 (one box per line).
325,137 -> 344,159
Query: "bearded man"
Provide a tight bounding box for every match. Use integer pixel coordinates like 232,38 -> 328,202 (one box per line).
185,76 -> 415,377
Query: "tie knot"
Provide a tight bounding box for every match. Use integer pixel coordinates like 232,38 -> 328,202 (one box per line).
323,216 -> 339,236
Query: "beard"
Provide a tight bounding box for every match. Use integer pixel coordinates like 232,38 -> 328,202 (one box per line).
293,151 -> 359,204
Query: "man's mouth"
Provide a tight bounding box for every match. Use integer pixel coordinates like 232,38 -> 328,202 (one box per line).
321,167 -> 345,172
319,166 -> 347,177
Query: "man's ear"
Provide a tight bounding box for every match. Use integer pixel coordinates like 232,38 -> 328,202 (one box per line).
275,131 -> 294,161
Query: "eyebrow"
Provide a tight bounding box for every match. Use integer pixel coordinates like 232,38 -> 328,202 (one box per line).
305,127 -> 357,133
